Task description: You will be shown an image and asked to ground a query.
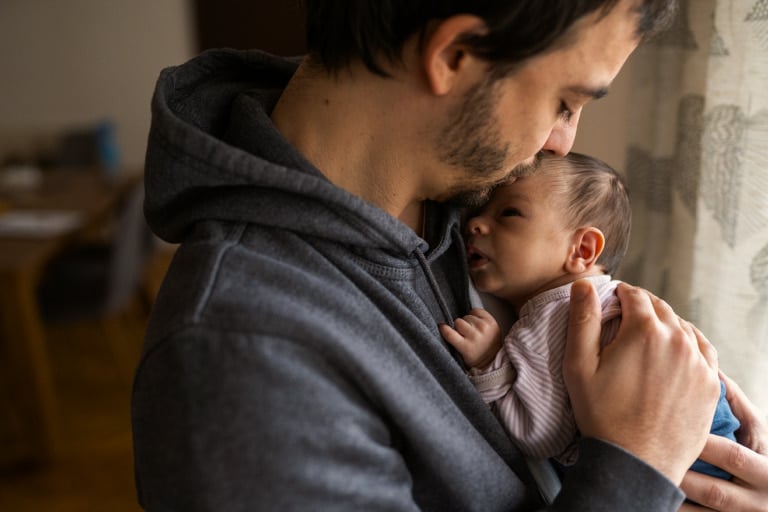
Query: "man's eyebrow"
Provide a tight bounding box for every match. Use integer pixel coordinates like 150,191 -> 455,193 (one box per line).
568,85 -> 610,100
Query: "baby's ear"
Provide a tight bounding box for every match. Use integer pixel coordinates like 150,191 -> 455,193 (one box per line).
564,227 -> 605,274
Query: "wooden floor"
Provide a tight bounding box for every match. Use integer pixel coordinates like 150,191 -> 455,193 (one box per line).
0,247 -> 175,512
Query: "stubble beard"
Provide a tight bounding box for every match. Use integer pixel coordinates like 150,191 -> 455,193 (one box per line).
445,156 -> 542,208
436,75 -> 541,209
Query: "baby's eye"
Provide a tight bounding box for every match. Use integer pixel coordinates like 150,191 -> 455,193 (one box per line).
501,208 -> 522,217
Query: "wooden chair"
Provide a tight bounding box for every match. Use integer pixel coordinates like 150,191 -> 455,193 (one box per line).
36,183 -> 155,384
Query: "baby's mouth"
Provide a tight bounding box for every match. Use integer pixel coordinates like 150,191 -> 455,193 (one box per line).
466,245 -> 490,269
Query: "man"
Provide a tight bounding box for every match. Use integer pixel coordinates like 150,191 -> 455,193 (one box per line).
132,1 -> 768,510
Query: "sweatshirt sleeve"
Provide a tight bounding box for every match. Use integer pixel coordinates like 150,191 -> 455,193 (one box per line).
550,438 -> 685,511
132,328 -> 423,512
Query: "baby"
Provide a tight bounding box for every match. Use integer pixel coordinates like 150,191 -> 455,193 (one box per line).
440,152 -> 739,479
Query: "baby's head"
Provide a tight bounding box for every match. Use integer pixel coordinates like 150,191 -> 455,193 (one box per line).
547,152 -> 631,276
465,152 -> 631,308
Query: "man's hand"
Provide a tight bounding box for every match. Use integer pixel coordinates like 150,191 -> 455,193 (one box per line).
723,371 -> 768,455
563,280 -> 722,484
679,372 -> 768,511
440,308 -> 502,369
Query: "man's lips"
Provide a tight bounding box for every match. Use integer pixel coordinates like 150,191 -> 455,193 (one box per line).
466,245 -> 490,269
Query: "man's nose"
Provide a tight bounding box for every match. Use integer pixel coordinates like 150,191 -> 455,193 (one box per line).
541,114 -> 580,157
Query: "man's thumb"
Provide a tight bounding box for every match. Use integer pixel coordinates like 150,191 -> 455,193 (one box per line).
564,279 -> 602,379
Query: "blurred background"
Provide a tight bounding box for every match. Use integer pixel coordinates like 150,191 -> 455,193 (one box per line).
0,1 -> 765,510
0,1 -> 308,510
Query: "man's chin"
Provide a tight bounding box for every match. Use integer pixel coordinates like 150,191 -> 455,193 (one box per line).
445,187 -> 495,209
445,154 -> 543,208
509,152 -> 543,178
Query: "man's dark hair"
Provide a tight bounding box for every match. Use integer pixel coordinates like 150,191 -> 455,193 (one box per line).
304,0 -> 678,77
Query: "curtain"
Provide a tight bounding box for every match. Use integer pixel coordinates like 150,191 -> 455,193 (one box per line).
621,0 -> 768,412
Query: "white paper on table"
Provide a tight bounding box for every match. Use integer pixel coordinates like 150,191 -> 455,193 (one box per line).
0,210 -> 84,237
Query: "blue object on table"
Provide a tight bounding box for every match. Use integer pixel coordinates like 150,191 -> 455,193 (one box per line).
96,120 -> 121,176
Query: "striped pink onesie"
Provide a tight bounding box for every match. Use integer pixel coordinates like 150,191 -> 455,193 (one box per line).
470,275 -> 621,464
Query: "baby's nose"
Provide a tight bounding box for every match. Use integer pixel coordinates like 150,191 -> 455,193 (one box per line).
466,217 -> 488,235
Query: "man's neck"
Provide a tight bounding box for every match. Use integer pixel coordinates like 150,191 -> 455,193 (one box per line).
270,59 -> 431,233
401,201 -> 427,238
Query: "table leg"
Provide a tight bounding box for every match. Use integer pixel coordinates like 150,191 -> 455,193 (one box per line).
0,269 -> 57,465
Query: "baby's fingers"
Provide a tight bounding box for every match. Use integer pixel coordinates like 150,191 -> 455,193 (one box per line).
439,323 -> 465,348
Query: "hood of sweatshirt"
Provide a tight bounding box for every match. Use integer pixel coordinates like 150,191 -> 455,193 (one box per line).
143,49 -> 454,260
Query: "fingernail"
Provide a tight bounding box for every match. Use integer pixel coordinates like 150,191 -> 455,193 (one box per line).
571,280 -> 590,301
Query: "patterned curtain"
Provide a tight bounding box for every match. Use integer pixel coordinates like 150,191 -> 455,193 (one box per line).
620,0 -> 768,411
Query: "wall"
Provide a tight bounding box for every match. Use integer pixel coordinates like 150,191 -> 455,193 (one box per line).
0,0 -> 195,170
573,56 -> 635,172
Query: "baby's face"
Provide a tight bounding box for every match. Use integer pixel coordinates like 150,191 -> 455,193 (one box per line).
465,167 -> 576,309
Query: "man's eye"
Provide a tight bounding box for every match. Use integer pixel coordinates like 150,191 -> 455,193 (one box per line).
501,208 -> 522,217
558,101 -> 573,123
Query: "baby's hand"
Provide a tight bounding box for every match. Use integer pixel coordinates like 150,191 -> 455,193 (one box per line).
439,308 -> 502,369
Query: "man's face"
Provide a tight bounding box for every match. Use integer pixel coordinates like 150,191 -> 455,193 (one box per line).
437,76 -> 542,209
436,0 -> 641,206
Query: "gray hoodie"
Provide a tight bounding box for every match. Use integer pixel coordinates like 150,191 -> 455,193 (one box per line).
131,49 -> 684,511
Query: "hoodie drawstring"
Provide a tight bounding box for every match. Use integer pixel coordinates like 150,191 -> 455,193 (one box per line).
414,248 -> 455,329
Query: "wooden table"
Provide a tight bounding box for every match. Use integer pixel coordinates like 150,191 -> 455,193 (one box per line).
0,168 -> 141,465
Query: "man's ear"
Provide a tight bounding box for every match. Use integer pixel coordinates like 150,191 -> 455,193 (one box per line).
564,227 -> 606,274
421,15 -> 487,96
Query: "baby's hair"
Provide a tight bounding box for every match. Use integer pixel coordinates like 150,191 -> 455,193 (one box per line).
544,152 -> 631,276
